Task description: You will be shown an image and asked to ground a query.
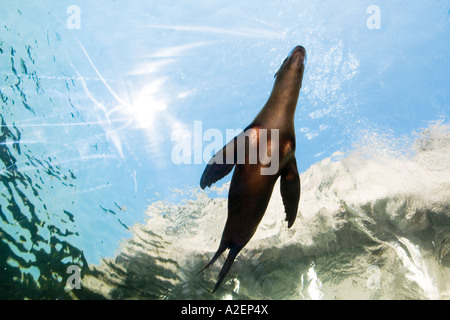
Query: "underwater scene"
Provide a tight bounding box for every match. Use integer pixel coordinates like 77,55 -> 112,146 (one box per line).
0,0 -> 449,300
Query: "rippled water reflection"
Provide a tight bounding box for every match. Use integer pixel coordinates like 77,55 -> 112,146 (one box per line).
1,1 -> 449,299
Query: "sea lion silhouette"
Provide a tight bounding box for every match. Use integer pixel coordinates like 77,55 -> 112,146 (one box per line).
199,46 -> 306,293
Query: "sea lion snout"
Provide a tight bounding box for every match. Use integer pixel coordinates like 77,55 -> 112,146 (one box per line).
290,45 -> 306,66
290,45 -> 306,56
274,46 -> 306,79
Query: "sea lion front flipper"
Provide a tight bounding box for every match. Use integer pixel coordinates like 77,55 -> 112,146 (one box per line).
200,136 -> 237,189
280,156 -> 300,228
200,125 -> 254,189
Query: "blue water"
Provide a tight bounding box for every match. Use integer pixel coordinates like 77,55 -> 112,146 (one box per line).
0,1 -> 448,299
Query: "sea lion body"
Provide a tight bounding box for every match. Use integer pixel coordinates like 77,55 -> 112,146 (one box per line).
199,46 -> 306,292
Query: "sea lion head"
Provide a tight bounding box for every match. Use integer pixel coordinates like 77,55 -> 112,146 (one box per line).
274,45 -> 306,87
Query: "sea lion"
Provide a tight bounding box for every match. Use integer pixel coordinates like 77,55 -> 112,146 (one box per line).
199,45 -> 306,293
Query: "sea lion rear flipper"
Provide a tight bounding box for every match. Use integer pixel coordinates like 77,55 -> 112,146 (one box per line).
197,241 -> 227,275
212,245 -> 241,293
197,242 -> 241,294
280,156 -> 301,228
